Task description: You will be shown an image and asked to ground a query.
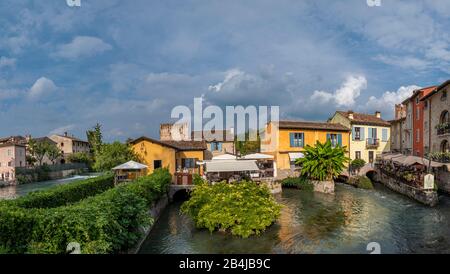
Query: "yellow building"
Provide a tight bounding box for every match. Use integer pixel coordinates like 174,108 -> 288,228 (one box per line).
129,136 -> 206,183
261,120 -> 351,179
329,111 -> 391,164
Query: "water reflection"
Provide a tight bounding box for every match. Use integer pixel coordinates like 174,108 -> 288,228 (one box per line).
139,183 -> 450,254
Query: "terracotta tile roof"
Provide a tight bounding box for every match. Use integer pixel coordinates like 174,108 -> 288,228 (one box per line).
0,135 -> 27,145
421,81 -> 449,101
336,111 -> 390,127
277,120 -> 350,131
53,134 -> 89,143
129,136 -> 207,151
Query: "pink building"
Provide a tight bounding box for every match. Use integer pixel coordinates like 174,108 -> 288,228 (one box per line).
0,143 -> 26,182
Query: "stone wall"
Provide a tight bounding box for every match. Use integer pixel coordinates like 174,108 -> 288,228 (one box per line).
311,180 -> 335,194
374,170 -> 438,207
129,195 -> 169,254
435,168 -> 450,194
276,168 -> 300,180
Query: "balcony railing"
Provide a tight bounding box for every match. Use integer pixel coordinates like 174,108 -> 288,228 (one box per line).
437,123 -> 450,135
366,138 -> 380,149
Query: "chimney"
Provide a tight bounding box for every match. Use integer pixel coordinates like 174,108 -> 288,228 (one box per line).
348,111 -> 354,120
375,111 -> 381,119
64,132 -> 68,137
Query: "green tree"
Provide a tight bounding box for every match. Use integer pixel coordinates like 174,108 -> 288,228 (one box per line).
350,159 -> 366,175
86,123 -> 103,156
67,152 -> 93,166
28,139 -> 50,166
93,142 -> 140,171
234,130 -> 261,156
296,141 -> 350,181
46,144 -> 62,165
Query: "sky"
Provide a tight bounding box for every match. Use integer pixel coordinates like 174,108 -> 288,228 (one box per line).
1,0 -> 450,141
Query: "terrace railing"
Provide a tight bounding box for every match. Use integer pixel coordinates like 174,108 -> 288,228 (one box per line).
366,138 -> 380,149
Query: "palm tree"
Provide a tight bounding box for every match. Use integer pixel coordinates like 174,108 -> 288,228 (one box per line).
296,140 -> 350,181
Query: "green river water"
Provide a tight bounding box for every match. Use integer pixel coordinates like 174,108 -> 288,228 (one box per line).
139,183 -> 450,254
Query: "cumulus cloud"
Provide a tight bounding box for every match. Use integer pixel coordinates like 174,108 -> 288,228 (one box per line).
365,85 -> 421,116
0,56 -> 16,69
311,75 -> 367,107
28,77 -> 57,99
49,124 -> 76,136
53,36 -> 112,59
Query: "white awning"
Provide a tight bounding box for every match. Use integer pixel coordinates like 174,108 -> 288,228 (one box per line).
288,152 -> 304,160
205,160 -> 260,172
212,154 -> 238,160
241,153 -> 274,160
112,161 -> 148,170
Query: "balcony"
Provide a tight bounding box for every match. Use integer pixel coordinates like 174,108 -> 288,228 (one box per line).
366,138 -> 380,149
437,123 -> 450,136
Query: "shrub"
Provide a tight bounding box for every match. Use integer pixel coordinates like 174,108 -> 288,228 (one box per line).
348,176 -> 373,189
181,181 -> 281,238
0,168 -> 172,254
10,173 -> 115,209
350,159 -> 366,172
281,177 -> 314,191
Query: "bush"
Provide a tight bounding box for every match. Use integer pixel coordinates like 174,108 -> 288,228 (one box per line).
181,181 -> 281,238
350,159 -> 366,173
281,177 -> 314,191
10,174 -> 115,209
0,168 -> 172,254
348,176 -> 373,189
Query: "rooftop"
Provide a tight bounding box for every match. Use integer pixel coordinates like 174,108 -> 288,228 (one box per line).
277,120 -> 350,131
336,111 -> 390,127
129,136 -> 207,151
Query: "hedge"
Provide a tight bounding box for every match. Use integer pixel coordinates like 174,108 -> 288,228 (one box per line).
0,168 -> 172,254
10,173 -> 115,209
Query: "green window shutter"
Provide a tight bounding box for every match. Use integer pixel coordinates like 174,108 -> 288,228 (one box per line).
352,127 -> 356,141
361,127 -> 365,141
326,133 -> 331,143
301,133 -> 305,147
368,128 -> 372,140
382,129 -> 388,142
290,133 -> 294,147
337,134 -> 342,146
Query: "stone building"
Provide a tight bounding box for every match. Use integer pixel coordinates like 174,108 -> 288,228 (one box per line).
422,80 -> 450,154
49,132 -> 90,163
160,122 -> 190,141
0,142 -> 26,182
191,129 -> 235,160
390,104 -> 407,153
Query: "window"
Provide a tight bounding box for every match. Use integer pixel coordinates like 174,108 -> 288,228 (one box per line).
327,133 -> 342,147
442,90 -> 448,100
211,142 -> 222,152
354,127 -> 362,141
7,149 -> 11,156
424,101 -> 428,109
441,140 -> 449,153
289,133 -> 304,147
382,128 -> 388,142
8,161 -> 12,167
61,142 -> 64,147
440,111 -> 449,124
355,151 -> 361,159
153,160 -> 162,169
416,97 -> 419,104
181,158 -> 197,169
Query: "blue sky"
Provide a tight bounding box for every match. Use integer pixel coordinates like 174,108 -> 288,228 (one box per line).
1,0 -> 449,141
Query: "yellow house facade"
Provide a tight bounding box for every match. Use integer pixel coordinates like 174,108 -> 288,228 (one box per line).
329,111 -> 391,164
129,137 -> 206,182
261,120 -> 351,179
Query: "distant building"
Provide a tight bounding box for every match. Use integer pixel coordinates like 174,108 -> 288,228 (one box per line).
160,122 -> 190,141
0,143 -> 26,182
329,111 -> 391,164
390,104 -> 407,153
191,129 -> 235,160
421,80 -> 450,154
49,132 -> 90,163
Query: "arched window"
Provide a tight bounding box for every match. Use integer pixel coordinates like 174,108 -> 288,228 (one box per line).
440,110 -> 450,124
441,140 -> 449,153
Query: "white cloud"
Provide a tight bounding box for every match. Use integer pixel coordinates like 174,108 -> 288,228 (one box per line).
53,36 -> 112,59
311,75 -> 367,107
29,77 -> 57,99
366,85 -> 421,116
208,69 -> 245,92
374,55 -> 430,70
0,56 -> 16,69
49,124 -> 76,136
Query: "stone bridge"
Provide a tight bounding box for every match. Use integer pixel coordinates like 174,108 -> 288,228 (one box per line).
341,164 -> 377,178
168,184 -> 195,201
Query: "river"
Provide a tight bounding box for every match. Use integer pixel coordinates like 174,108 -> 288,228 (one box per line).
138,183 -> 450,254
0,174 -> 100,200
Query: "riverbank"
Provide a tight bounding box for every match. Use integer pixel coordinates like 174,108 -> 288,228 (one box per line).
138,183 -> 450,254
